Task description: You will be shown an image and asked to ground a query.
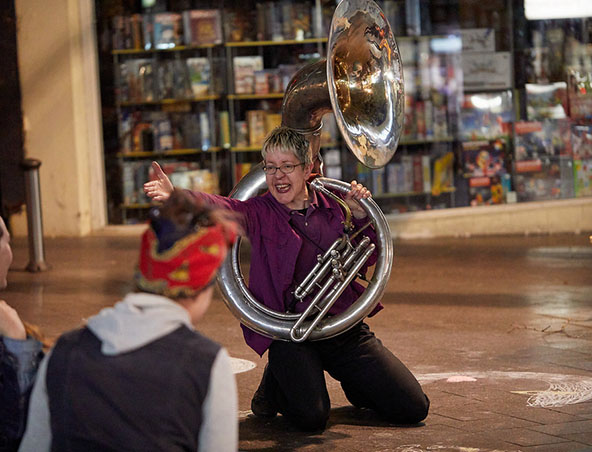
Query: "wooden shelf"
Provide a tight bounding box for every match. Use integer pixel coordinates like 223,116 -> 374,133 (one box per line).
118,95 -> 220,107
231,146 -> 261,152
227,93 -> 284,100
117,148 -> 221,158
225,37 -> 327,48
400,136 -> 455,145
121,203 -> 152,210
112,43 -> 220,55
373,187 -> 456,199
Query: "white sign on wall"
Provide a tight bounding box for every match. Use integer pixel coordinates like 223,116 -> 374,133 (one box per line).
461,52 -> 512,90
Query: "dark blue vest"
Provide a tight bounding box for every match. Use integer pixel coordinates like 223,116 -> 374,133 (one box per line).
0,340 -> 24,452
46,326 -> 220,452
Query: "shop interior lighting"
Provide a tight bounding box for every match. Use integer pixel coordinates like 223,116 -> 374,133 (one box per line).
429,35 -> 462,54
525,0 -> 592,20
470,94 -> 502,110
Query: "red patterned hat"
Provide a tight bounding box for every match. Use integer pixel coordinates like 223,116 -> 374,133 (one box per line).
135,193 -> 238,299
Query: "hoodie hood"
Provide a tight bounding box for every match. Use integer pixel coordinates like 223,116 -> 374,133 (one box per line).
87,292 -> 193,355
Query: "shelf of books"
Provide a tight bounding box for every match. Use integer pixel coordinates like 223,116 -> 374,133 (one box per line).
226,46 -> 330,186
99,1 -> 592,223
110,8 -> 229,224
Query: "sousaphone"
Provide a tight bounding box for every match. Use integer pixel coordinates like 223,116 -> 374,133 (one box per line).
217,0 -> 404,341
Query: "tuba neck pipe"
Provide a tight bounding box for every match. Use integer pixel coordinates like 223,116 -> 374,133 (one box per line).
281,59 -> 332,135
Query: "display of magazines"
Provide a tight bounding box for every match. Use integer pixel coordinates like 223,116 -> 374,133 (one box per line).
573,159 -> 592,197
462,139 -> 507,178
567,68 -> 592,120
571,124 -> 592,160
514,156 -> 574,202
460,91 -> 513,141
514,119 -> 572,161
525,82 -> 568,120
468,175 -> 505,206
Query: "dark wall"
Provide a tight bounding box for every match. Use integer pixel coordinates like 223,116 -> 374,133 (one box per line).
0,0 -> 25,225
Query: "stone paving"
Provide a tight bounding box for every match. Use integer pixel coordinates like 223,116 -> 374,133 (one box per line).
5,232 -> 592,451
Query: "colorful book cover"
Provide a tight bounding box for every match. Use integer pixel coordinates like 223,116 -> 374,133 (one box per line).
385,162 -> 407,194
172,169 -> 219,194
142,14 -> 153,50
172,59 -> 192,99
186,57 -> 211,97
219,111 -> 231,149
233,56 -> 264,94
573,159 -> 592,197
469,176 -> 493,206
119,59 -> 157,102
254,70 -> 271,95
460,91 -> 513,141
468,175 -> 504,206
401,155 -> 414,193
264,113 -> 282,135
567,68 -> 592,119
180,114 -> 201,149
462,139 -> 506,177
571,124 -> 592,160
111,16 -> 131,50
525,82 -> 568,120
157,60 -> 176,100
371,167 -> 386,196
514,155 -> 574,201
235,121 -> 249,147
223,8 -> 256,42
152,13 -> 182,49
182,9 -> 222,46
292,2 -> 312,39
235,162 -> 253,183
247,110 -> 267,147
431,152 -> 454,196
199,112 -> 211,150
412,155 -> 423,193
356,163 -> 372,190
123,161 -> 152,205
514,119 -> 572,161
422,155 -> 431,193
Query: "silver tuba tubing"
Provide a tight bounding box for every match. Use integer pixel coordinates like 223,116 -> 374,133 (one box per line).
217,0 -> 402,342
217,174 -> 394,342
293,235 -> 349,300
289,236 -> 376,343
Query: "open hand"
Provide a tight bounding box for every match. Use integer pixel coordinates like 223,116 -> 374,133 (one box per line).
0,300 -> 26,340
143,162 -> 174,202
344,180 -> 371,219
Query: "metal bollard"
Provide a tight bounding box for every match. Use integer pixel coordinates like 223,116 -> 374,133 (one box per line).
21,158 -> 48,272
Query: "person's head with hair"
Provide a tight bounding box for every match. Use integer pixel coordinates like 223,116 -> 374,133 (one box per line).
260,126 -> 314,210
0,217 -> 13,291
134,189 -> 238,324
261,126 -> 312,166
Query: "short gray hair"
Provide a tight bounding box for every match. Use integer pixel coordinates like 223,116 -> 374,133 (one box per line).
261,126 -> 312,166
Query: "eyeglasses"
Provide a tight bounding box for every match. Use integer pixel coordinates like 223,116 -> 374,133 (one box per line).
262,162 -> 304,175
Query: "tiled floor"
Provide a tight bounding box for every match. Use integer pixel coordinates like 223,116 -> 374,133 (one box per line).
5,231 -> 592,451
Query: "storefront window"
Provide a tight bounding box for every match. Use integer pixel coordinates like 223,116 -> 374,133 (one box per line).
95,0 -> 592,223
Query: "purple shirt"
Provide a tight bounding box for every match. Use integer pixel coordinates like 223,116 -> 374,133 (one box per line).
191,186 -> 382,355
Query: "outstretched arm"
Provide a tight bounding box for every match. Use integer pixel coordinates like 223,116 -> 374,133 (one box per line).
143,161 -> 174,202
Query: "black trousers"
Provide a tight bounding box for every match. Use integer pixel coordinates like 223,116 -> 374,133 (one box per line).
265,322 -> 430,431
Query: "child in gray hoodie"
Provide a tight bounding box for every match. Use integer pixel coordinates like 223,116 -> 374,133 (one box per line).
19,190 -> 239,452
